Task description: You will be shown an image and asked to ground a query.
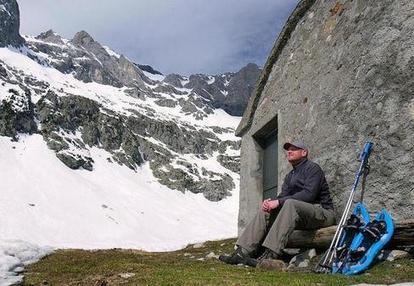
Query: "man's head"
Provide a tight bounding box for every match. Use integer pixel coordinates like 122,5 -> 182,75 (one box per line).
283,141 -> 308,164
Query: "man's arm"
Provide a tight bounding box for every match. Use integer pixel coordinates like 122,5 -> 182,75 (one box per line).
277,165 -> 323,205
261,173 -> 291,213
276,173 -> 291,200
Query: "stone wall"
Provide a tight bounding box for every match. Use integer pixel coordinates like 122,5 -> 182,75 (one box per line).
237,0 -> 414,231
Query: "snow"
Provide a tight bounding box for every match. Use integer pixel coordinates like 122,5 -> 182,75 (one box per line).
103,45 -> 121,59
0,46 -> 242,282
0,82 -> 15,102
142,70 -> 165,82
198,109 -> 241,132
221,90 -> 229,96
139,134 -> 238,182
73,56 -> 90,62
23,35 -> 68,49
0,240 -> 52,286
171,159 -> 201,181
207,76 -> 215,85
88,50 -> 103,66
0,134 -> 239,251
179,151 -> 239,182
174,86 -> 193,94
0,82 -> 29,112
180,77 -> 190,87
224,145 -> 240,157
0,5 -> 11,16
0,47 -> 240,129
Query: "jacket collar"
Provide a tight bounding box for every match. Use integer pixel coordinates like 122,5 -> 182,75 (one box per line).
292,158 -> 308,170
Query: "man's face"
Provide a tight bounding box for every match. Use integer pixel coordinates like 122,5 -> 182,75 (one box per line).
286,146 -> 308,163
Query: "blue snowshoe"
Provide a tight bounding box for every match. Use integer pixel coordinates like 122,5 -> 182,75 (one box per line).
332,202 -> 371,273
341,209 -> 395,275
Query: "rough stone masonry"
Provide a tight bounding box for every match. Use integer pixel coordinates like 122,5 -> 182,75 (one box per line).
236,0 -> 414,230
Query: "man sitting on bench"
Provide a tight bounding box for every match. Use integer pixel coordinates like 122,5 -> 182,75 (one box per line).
219,141 -> 335,267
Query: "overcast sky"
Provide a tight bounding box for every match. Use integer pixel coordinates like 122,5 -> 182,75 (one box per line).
18,0 -> 299,75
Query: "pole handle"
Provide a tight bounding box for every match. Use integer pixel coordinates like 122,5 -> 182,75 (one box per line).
359,142 -> 373,162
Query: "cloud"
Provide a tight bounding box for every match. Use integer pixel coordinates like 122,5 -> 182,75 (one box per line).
18,0 -> 298,75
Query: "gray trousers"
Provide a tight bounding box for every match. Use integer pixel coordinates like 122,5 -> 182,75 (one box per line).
237,199 -> 336,254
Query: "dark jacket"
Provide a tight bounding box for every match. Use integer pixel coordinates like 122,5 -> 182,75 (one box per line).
276,159 -> 334,210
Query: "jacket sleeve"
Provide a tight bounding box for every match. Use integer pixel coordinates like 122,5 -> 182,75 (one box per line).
277,165 -> 322,205
276,173 -> 291,200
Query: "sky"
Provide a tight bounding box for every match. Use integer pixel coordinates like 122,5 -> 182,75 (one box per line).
18,0 -> 299,75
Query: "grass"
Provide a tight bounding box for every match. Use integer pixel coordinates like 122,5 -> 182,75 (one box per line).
23,239 -> 414,286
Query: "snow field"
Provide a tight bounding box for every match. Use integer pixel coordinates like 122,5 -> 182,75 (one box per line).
0,134 -> 239,250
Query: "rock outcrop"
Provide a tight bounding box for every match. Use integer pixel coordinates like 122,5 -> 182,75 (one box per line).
0,86 -> 36,139
223,63 -> 261,116
26,30 -> 150,88
167,63 -> 261,116
0,0 -> 24,47
136,64 -> 163,75
35,29 -> 65,45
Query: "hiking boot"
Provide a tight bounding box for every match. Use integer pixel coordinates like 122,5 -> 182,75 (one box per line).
219,246 -> 250,265
245,248 -> 281,267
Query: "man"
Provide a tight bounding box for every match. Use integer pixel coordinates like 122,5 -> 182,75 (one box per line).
219,141 -> 335,267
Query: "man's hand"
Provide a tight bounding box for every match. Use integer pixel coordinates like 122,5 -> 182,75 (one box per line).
262,199 -> 279,213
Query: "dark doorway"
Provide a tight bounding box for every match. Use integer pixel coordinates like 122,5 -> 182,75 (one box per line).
253,116 -> 278,200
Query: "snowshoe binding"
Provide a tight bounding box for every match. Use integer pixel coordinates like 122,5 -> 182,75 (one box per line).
341,208 -> 394,275
332,202 -> 370,273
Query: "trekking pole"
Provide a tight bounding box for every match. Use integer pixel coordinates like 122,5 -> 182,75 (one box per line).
316,143 -> 372,273
357,163 -> 370,203
325,142 -> 373,270
325,142 -> 373,267
316,142 -> 373,273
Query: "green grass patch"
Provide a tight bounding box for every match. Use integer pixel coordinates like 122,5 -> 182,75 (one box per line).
23,239 -> 414,285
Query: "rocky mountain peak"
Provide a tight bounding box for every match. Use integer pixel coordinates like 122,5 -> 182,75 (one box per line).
223,63 -> 261,116
71,30 -> 95,47
137,64 -> 163,76
228,63 -> 260,91
0,0 -> 25,47
35,29 -> 65,45
162,63 -> 261,116
239,63 -> 260,74
164,74 -> 184,88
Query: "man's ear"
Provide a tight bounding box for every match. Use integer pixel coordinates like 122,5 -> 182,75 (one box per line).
302,149 -> 308,158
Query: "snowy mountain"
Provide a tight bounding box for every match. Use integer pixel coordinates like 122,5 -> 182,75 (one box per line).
0,0 -> 261,256
1,31 -> 254,202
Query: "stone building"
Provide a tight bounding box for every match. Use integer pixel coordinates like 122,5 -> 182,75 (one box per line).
236,0 -> 414,231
